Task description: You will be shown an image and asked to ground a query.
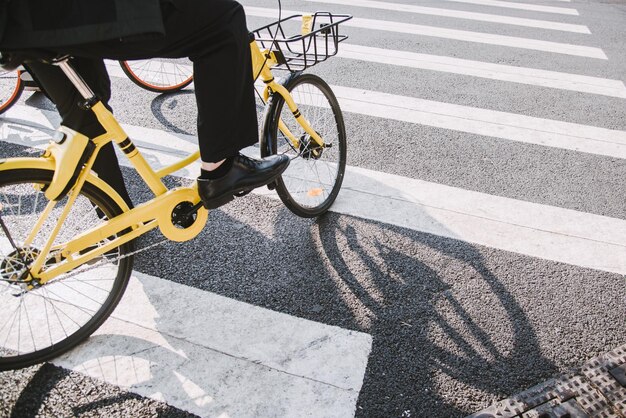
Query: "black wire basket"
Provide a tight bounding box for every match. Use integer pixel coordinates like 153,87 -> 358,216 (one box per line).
252,12 -> 352,72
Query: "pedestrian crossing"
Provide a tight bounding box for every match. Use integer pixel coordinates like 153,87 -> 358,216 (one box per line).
337,44 -> 626,98
54,272 -> 372,417
246,7 -> 607,58
304,0 -> 590,33
1,0 -> 624,416
5,103 -> 626,276
440,0 -> 579,15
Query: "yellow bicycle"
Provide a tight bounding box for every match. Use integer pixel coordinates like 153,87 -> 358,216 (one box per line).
0,12 -> 350,370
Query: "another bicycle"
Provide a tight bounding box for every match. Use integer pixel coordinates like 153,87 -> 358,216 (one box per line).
0,11 -> 350,370
120,58 -> 193,93
0,66 -> 23,114
0,58 -> 194,115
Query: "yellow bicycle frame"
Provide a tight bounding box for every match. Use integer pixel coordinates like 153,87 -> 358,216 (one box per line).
250,40 -> 325,150
1,37 -> 326,286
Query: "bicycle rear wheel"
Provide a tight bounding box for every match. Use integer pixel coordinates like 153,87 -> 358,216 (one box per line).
120,58 -> 193,93
266,73 -> 347,217
0,168 -> 134,370
0,69 -> 23,115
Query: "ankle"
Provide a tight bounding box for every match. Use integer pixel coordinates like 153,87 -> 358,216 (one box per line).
199,156 -> 235,180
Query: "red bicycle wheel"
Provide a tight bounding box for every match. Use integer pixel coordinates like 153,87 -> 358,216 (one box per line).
119,59 -> 193,93
0,69 -> 23,114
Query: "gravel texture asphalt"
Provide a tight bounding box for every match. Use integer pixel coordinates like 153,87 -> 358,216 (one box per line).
0,0 -> 625,416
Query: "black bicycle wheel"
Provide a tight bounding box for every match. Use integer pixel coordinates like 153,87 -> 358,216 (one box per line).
120,59 -> 193,93
266,73 -> 347,217
0,69 -> 23,115
0,168 -> 134,370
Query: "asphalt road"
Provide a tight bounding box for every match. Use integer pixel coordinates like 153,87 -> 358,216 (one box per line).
1,0 -> 625,416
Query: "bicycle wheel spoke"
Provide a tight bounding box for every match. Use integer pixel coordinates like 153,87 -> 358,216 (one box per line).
23,297 -> 38,353
43,294 -> 54,348
44,288 -> 71,341
0,69 -> 22,113
122,58 -> 193,92
1,301 -> 21,352
271,74 -> 345,216
0,170 -> 132,369
42,287 -> 101,321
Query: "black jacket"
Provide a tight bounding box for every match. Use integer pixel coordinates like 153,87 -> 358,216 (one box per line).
0,0 -> 166,50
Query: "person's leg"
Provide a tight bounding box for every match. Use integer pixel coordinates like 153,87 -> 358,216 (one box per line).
53,0 -> 288,208
26,58 -> 133,207
56,0 -> 256,163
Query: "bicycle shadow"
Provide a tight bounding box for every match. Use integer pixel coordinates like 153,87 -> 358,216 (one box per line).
0,137 -> 561,417
147,89 -> 267,140
150,91 -> 196,137
310,213 -> 557,416
80,179 -> 562,416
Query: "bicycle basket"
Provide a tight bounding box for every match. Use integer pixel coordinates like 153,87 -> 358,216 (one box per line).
252,12 -> 352,72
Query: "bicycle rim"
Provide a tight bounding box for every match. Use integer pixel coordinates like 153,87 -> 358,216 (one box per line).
120,59 -> 193,93
0,169 -> 133,370
270,73 -> 347,217
0,69 -> 23,114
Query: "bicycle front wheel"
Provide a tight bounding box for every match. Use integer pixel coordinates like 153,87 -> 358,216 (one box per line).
0,69 -> 23,115
0,168 -> 134,370
120,59 -> 193,93
267,73 -> 347,217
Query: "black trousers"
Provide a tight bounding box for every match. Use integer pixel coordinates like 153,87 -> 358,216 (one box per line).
27,0 -> 258,204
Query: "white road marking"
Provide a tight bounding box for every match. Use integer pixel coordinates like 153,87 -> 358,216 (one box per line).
329,167 -> 626,276
3,105 -> 626,275
52,272 -> 372,417
330,85 -> 626,159
7,76 -> 626,162
337,44 -> 626,98
245,7 -> 605,59
304,0 -> 590,33
106,47 -> 626,99
440,0 -> 579,15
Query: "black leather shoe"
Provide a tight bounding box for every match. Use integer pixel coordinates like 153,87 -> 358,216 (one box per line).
197,153 -> 290,209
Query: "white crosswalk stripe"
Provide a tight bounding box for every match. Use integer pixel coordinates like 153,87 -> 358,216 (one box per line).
100,67 -> 626,158
332,85 -> 626,159
304,0 -> 590,33
53,272 -> 372,417
439,0 -> 579,15
337,44 -> 626,98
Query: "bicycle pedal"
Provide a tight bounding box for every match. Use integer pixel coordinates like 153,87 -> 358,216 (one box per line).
266,182 -> 276,191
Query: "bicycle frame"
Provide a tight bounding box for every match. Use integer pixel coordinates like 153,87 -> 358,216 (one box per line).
250,40 -> 325,151
1,38 -> 328,287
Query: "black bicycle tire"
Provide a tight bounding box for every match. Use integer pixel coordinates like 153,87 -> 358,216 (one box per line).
0,168 -> 134,371
267,73 -> 347,217
0,70 -> 24,115
119,60 -> 193,93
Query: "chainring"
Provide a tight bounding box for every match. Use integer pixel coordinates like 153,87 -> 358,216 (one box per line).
0,247 -> 40,284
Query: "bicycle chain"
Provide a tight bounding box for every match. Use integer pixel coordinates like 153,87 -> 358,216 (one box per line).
1,236 -> 169,287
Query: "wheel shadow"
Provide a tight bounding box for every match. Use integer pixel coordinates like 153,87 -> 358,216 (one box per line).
312,213 -> 558,416
0,187 -> 561,418
149,91 -> 196,137
0,144 -> 601,417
